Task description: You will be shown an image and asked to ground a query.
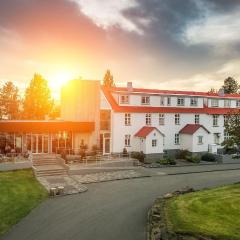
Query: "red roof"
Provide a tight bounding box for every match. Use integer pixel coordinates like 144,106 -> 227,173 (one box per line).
110,86 -> 240,99
0,121 -> 94,133
134,126 -> 164,137
101,87 -> 238,114
179,124 -> 210,135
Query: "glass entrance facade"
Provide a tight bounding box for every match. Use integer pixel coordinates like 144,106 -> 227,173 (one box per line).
0,132 -> 72,154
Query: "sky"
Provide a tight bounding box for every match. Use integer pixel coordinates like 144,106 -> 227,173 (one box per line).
0,0 -> 240,98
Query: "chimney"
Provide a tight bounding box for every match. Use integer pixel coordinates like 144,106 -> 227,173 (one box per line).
218,87 -> 225,97
127,82 -> 133,92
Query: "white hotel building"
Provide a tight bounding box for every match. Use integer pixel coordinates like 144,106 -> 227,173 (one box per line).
0,80 -> 240,159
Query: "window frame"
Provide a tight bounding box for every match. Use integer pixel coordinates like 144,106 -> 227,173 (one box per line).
167,97 -> 171,106
213,115 -> 219,127
141,96 -> 150,105
211,99 -> 219,107
175,133 -> 180,145
195,114 -> 200,124
120,95 -> 129,104
124,113 -> 131,126
152,139 -> 157,147
177,97 -> 185,106
124,134 -> 131,147
190,97 -> 198,106
146,113 -> 152,126
159,113 -> 165,125
175,113 -> 180,125
197,136 -> 203,145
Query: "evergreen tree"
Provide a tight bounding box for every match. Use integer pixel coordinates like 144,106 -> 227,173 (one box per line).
23,73 -> 53,119
222,77 -> 239,94
0,81 -> 20,119
103,70 -> 115,87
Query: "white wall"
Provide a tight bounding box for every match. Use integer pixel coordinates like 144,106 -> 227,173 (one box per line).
145,130 -> 164,154
111,112 -> 226,153
192,128 -> 209,152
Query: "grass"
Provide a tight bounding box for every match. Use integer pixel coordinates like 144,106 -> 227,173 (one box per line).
166,183 -> 240,240
0,169 -> 48,236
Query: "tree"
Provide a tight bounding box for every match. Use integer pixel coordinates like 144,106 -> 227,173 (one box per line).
103,70 -> 115,87
0,81 -> 20,120
223,110 -> 240,151
23,73 -> 53,120
208,88 -> 217,94
49,101 -> 61,119
222,77 -> 239,94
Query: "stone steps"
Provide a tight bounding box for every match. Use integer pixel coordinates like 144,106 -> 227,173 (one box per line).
35,168 -> 68,177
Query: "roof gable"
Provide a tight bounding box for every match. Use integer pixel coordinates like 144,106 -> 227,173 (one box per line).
179,124 -> 210,135
134,126 -> 164,138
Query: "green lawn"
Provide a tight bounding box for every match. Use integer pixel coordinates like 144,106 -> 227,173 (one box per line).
166,183 -> 240,240
0,169 -> 48,236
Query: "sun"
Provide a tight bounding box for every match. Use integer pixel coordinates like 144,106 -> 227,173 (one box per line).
49,71 -> 75,88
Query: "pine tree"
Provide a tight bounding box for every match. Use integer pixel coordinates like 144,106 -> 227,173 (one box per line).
0,81 -> 20,120
222,77 -> 239,94
23,73 -> 53,119
103,70 -> 115,87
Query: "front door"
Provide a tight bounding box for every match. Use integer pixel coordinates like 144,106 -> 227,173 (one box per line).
29,134 -> 49,154
104,138 -> 110,155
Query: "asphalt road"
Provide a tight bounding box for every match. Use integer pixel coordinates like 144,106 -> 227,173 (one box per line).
2,168 -> 240,240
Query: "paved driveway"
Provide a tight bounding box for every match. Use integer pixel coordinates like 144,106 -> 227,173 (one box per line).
2,169 -> 240,240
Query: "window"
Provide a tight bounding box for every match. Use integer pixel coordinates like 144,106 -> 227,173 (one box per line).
152,139 -> 157,147
224,130 -> 230,141
120,95 -> 129,104
211,99 -> 219,107
213,115 -> 219,127
141,96 -> 150,105
177,97 -> 185,106
175,134 -> 180,145
167,97 -> 171,106
175,114 -> 180,125
197,136 -> 203,145
224,99 -> 230,107
125,135 -> 131,146
190,98 -> 198,106
224,115 -> 228,126
236,100 -> 240,107
195,114 -> 200,124
159,114 -> 165,125
146,113 -> 151,125
160,96 -> 165,106
124,113 -> 131,126
213,133 -> 220,144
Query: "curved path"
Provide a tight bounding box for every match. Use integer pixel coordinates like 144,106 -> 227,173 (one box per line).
2,169 -> 240,240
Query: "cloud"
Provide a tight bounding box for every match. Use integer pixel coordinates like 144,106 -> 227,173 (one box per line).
69,0 -> 149,34
183,5 -> 240,46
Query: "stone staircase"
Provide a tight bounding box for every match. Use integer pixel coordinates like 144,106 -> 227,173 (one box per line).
32,154 -> 69,177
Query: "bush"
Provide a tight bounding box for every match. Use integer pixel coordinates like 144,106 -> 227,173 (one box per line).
201,153 -> 216,162
131,151 -> 145,162
157,157 -> 176,165
185,155 -> 201,163
175,149 -> 191,159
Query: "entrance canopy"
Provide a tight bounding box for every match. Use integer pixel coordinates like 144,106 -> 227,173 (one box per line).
0,121 -> 95,133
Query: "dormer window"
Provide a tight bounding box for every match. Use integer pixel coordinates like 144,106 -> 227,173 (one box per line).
190,97 -> 198,106
160,96 -> 164,106
141,96 -> 150,105
211,99 -> 219,107
177,97 -> 185,106
224,99 -> 230,107
236,99 -> 240,107
120,95 -> 129,104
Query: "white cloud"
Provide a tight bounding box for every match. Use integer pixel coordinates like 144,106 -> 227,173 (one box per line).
182,7 -> 240,46
70,0 -> 147,34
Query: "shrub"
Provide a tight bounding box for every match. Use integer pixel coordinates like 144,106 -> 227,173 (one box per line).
175,149 -> 191,159
157,158 -> 176,165
131,151 -> 145,162
186,155 -> 201,163
201,153 -> 216,162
